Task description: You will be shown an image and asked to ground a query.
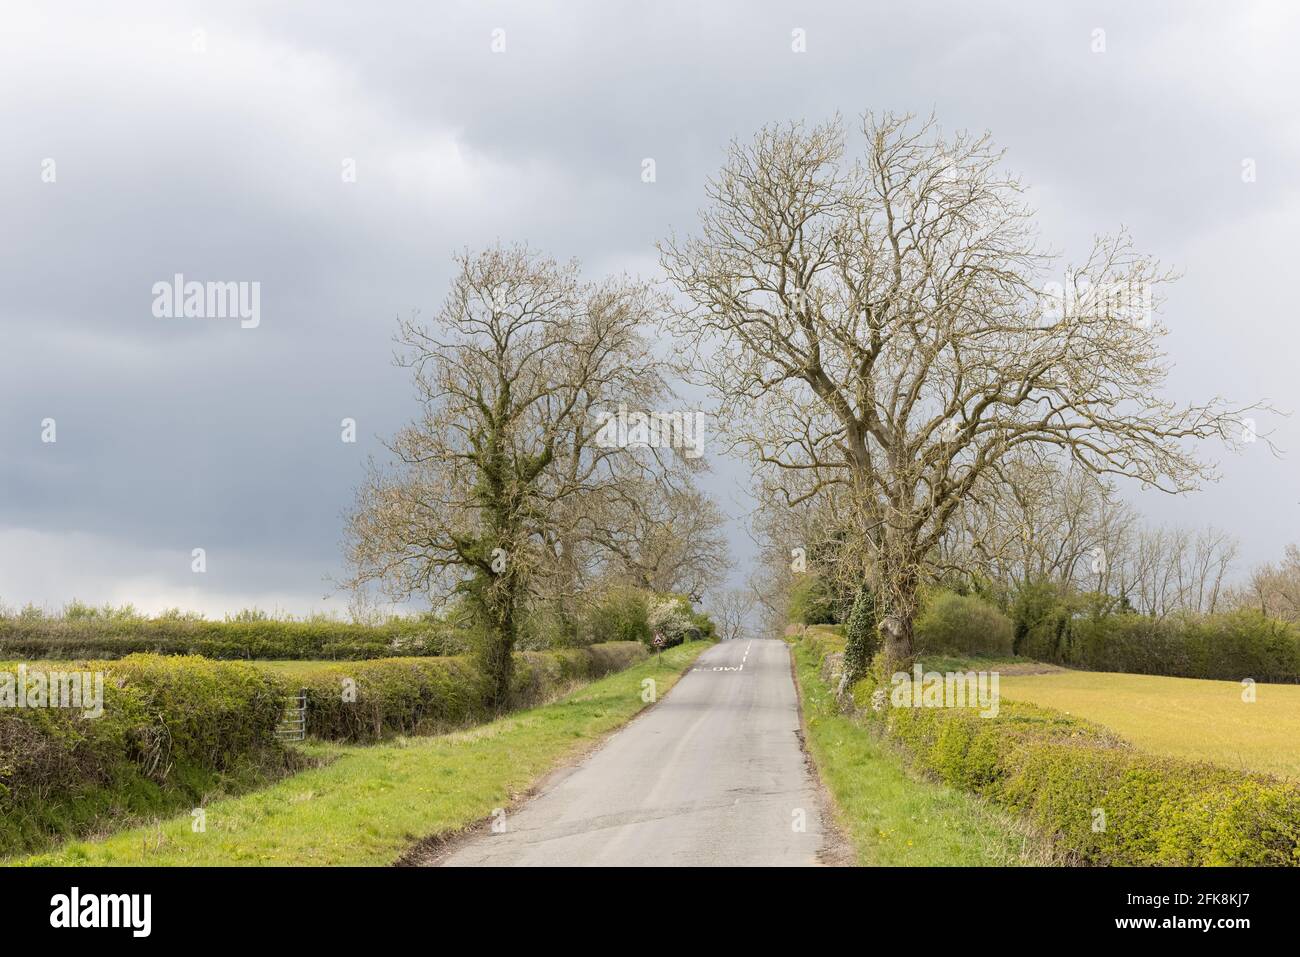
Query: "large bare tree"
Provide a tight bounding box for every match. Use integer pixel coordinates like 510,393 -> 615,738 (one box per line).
345,245 -> 676,706
662,112 -> 1268,679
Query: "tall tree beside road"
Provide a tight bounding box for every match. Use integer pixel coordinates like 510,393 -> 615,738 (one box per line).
662,112 -> 1269,680
345,246 -> 679,706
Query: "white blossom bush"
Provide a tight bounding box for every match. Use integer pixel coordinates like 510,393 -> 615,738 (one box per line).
647,595 -> 695,648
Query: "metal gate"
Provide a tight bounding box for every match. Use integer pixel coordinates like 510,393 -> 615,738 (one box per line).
276,688 -> 307,741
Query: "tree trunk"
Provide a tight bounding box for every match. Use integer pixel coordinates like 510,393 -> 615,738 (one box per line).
868,509 -> 919,672
471,565 -> 519,711
483,596 -> 517,711
878,612 -> 913,675
876,558 -> 920,677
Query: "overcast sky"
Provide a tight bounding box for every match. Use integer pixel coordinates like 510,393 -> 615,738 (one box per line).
2,1 -> 1297,617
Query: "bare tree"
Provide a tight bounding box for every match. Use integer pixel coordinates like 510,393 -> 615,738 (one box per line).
746,560 -> 792,641
940,453 -> 1133,593
662,112 -> 1268,678
344,245 -> 674,706
940,451 -> 1240,619
1123,524 -> 1238,617
587,480 -> 730,601
1186,527 -> 1238,615
711,587 -> 752,642
1234,544 -> 1300,621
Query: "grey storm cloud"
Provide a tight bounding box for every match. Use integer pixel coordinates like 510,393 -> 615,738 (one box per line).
2,0 -> 1297,614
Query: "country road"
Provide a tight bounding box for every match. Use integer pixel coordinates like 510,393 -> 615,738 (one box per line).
438,638 -> 825,866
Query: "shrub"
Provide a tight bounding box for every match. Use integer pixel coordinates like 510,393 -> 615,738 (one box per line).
516,604 -> 579,650
647,595 -> 694,648
998,740 -> 1300,865
842,582 -> 878,683
1065,613 -> 1189,676
0,654 -> 285,797
1010,587 -> 1300,682
0,589 -> 711,663
687,605 -> 718,642
513,643 -> 647,704
789,574 -> 840,625
105,655 -> 287,771
1,640 -> 652,853
800,630 -> 1300,865
579,586 -> 652,646
914,591 -> 1015,657
645,594 -> 714,648
298,657 -> 487,742
1011,579 -> 1065,657
1186,610 -> 1300,682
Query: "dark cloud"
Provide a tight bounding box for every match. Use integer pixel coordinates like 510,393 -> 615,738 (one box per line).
1,0 -> 1296,613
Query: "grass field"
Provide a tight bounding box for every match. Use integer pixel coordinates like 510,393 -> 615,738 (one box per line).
793,641 -> 1049,866
999,670 -> 1300,780
11,642 -> 706,866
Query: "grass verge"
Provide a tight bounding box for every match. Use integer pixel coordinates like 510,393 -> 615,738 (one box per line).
12,641 -> 707,866
793,641 -> 1048,866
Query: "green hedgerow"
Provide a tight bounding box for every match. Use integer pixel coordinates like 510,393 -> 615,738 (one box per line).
798,633 -> 1300,865
0,654 -> 291,857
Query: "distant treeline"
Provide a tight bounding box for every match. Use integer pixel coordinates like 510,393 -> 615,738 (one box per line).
790,573 -> 1300,683
0,587 -> 716,662
1012,582 -> 1300,684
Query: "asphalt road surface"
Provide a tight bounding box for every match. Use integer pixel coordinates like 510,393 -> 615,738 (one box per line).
439,638 -> 824,866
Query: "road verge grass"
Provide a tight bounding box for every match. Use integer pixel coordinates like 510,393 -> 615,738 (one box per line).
12,642 -> 707,866
793,640 -> 1049,866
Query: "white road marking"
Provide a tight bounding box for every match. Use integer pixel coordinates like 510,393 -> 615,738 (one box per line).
694,641 -> 750,672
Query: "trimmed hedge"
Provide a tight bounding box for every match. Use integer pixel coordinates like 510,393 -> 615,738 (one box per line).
0,617 -> 459,662
295,642 -> 648,743
0,588 -> 712,664
1,655 -> 289,856
1,641 -> 650,855
885,701 -> 1300,865
795,635 -> 1300,865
